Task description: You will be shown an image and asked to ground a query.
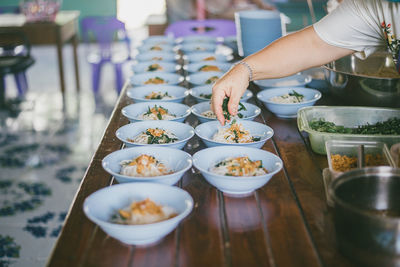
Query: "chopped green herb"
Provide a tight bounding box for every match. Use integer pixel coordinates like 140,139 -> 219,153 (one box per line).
222,97 -> 247,121
309,118 -> 400,135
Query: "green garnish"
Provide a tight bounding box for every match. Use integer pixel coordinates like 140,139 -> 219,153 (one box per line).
288,90 -> 304,102
199,93 -> 212,99
205,76 -> 219,84
309,118 -> 400,135
222,97 -> 246,121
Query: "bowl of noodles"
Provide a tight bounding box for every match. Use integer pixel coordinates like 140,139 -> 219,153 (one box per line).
195,119 -> 273,148
193,146 -> 283,195
190,85 -> 253,103
127,85 -> 189,103
324,52 -> 400,107
190,101 -> 261,124
116,121 -> 194,149
121,102 -> 191,123
184,62 -> 232,73
130,73 -> 184,86
83,182 -> 193,245
102,146 -> 192,184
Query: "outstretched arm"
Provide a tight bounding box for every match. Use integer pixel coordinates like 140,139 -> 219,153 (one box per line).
211,25 -> 354,125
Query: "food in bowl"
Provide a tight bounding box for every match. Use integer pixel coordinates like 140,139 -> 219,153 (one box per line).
139,105 -> 176,120
147,63 -> 164,71
111,198 -> 177,225
203,56 -> 217,61
145,91 -> 174,100
269,90 -> 304,103
120,154 -> 172,177
330,153 -> 387,172
205,75 -> 220,84
128,128 -> 179,144
198,65 -> 221,72
310,118 -> 400,134
210,156 -> 268,176
150,45 -> 163,51
212,120 -> 261,143
200,98 -> 246,121
199,93 -> 212,99
144,77 -> 166,85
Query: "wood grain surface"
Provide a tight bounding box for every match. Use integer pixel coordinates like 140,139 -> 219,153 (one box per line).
48,80 -> 356,267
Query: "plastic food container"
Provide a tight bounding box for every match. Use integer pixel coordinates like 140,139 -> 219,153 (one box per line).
390,143 -> 400,167
326,140 -> 396,178
297,106 -> 400,155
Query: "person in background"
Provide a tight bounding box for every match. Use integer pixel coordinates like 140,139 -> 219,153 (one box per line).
211,0 -> 400,125
205,0 -> 276,20
165,0 -> 275,23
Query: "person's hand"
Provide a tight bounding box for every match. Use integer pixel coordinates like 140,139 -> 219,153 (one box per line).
211,63 -> 250,125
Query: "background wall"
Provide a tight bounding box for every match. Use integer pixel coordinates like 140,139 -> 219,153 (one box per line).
0,0 -> 116,17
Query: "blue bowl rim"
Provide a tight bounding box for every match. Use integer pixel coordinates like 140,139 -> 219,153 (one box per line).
253,73 -> 312,87
115,121 -> 195,147
83,182 -> 194,228
126,85 -> 189,102
194,120 -> 274,146
257,87 -> 322,105
102,147 -> 193,181
121,102 -> 191,121
193,146 -> 283,180
130,73 -> 185,85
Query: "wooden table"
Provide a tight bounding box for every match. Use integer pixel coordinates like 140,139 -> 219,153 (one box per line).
47,81 -> 356,267
0,11 -> 81,100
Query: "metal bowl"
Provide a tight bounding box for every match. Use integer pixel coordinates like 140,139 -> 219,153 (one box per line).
329,167 -> 400,267
324,52 -> 400,107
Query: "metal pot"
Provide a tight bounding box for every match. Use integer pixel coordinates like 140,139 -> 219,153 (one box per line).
329,167 -> 400,267
324,52 -> 400,108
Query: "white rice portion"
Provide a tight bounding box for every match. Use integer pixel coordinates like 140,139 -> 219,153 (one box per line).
201,110 -> 217,118
212,123 -> 255,143
113,202 -> 177,225
145,92 -> 175,100
131,129 -> 178,144
120,158 -> 171,177
210,157 -> 268,177
269,94 -> 304,104
138,112 -> 176,120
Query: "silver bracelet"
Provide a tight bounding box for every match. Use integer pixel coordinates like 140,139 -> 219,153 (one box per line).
237,61 -> 253,82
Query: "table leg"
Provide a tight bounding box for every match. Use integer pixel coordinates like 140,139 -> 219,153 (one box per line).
56,32 -> 66,102
72,34 -> 80,93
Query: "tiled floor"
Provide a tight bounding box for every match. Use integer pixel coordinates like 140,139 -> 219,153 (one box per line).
0,42 -> 134,267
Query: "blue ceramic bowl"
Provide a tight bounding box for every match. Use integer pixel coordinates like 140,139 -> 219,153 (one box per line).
193,146 -> 283,195
176,35 -> 219,44
102,146 -> 192,184
195,120 -> 273,148
83,182 -> 193,245
179,43 -> 217,54
302,67 -> 329,91
137,43 -> 176,53
116,121 -> 195,149
190,85 -> 253,103
127,85 -> 189,103
122,102 -> 191,123
191,101 -> 261,124
184,62 -> 232,73
135,51 -> 179,62
254,73 -> 312,90
257,87 -> 322,118
141,35 -> 175,46
186,71 -> 223,86
130,73 -> 184,86
132,61 -> 180,74
183,52 -> 230,63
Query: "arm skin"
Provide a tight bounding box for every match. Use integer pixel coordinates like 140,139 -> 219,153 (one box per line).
211,25 -> 354,125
